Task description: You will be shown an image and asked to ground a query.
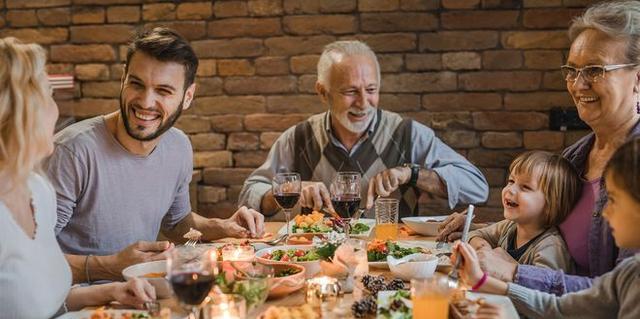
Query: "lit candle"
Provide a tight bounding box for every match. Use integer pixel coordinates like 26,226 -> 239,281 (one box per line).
305,276 -> 343,306
221,245 -> 254,261
205,294 -> 246,319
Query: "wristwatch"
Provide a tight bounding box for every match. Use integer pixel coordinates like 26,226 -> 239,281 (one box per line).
402,163 -> 420,187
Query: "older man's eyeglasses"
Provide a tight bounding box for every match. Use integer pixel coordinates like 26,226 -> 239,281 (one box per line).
560,64 -> 637,83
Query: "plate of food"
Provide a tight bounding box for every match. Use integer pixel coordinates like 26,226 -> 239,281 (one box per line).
366,240 -> 450,269
259,304 -> 319,319
255,245 -> 322,278
267,263 -> 306,298
277,211 -> 375,237
121,260 -> 171,299
450,291 -> 519,319
377,290 -> 412,319
401,215 -> 449,236
56,308 -> 165,319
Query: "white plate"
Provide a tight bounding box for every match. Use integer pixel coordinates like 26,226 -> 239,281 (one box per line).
374,291 -> 518,319
277,218 -> 376,238
401,215 -> 449,236
466,292 -> 519,318
57,309 -> 149,319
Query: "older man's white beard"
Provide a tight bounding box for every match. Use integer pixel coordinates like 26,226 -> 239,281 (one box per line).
334,107 -> 374,134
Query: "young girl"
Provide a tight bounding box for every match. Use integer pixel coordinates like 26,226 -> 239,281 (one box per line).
456,138 -> 640,319
468,151 -> 582,271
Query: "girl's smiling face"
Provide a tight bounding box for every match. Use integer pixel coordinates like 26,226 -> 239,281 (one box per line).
603,171 -> 640,249
502,170 -> 547,226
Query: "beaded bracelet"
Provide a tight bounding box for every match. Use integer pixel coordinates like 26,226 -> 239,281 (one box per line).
471,272 -> 488,291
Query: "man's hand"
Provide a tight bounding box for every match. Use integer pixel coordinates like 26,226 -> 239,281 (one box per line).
365,166 -> 411,209
436,210 -> 466,242
299,181 -> 333,212
224,206 -> 265,238
111,241 -> 172,275
109,278 -> 156,309
477,247 -> 517,282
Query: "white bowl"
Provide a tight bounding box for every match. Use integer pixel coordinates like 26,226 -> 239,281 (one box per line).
255,245 -> 321,278
387,254 -> 438,281
122,260 -> 171,298
401,216 -> 449,236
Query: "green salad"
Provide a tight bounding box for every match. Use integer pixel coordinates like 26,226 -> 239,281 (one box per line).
292,223 -> 333,233
377,290 -> 412,319
214,271 -> 269,311
367,240 -> 426,262
262,248 -> 321,262
350,222 -> 370,234
274,267 -> 302,277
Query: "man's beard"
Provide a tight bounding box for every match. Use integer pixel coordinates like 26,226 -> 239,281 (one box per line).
120,94 -> 184,142
332,106 -> 374,134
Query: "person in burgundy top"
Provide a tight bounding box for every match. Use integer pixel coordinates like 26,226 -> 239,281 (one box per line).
438,0 -> 640,296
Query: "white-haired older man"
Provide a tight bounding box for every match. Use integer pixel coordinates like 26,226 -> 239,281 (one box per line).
239,40 -> 488,218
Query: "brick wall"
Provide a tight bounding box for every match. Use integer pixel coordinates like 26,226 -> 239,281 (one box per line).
1,0 -> 599,222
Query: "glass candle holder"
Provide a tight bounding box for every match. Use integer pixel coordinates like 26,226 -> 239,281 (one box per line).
305,276 -> 343,308
221,245 -> 255,262
203,293 -> 247,319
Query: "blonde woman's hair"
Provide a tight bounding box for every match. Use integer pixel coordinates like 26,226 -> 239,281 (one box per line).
0,37 -> 50,193
317,40 -> 380,90
568,1 -> 640,64
509,151 -> 583,227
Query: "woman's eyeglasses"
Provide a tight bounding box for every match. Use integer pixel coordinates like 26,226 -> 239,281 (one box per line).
560,63 -> 637,83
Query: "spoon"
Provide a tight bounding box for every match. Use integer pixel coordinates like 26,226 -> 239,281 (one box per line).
265,233 -> 288,245
447,204 -> 475,288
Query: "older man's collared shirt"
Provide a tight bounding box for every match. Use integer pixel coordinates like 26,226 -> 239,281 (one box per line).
324,111 -> 377,156
238,109 -> 489,217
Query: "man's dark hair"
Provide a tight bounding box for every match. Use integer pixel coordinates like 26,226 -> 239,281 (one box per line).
125,27 -> 199,89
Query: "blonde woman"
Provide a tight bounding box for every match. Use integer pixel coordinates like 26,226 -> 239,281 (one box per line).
0,37 -> 155,318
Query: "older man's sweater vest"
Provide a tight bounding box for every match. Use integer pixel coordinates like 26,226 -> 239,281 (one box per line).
291,109 -> 420,217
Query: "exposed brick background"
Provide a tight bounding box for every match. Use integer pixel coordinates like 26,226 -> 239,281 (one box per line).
2,0 -> 598,222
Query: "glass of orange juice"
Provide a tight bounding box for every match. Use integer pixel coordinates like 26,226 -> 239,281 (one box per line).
411,275 -> 455,319
375,198 -> 399,240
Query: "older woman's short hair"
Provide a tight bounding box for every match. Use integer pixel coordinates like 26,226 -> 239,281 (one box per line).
569,0 -> 640,64
0,37 -> 49,190
316,40 -> 380,90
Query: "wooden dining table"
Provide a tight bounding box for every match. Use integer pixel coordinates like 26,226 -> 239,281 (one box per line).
80,221 -> 518,318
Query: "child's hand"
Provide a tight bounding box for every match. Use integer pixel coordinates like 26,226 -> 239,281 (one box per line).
472,300 -> 509,319
451,241 -> 485,287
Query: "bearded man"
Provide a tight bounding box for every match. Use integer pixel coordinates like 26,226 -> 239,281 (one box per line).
239,40 -> 489,219
46,28 -> 264,283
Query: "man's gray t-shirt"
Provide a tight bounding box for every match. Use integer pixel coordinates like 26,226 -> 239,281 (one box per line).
46,116 -> 192,255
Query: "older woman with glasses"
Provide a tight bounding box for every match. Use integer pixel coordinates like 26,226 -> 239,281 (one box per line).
438,0 -> 640,297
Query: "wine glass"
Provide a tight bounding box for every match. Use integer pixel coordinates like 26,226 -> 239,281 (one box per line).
330,171 -> 362,218
167,246 -> 216,319
272,172 -> 301,245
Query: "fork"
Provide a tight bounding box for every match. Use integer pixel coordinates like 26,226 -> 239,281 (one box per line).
448,204 -> 475,288
184,239 -> 198,247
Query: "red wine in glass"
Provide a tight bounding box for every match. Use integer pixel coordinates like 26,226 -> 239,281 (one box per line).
331,195 -> 361,218
170,272 -> 214,306
274,192 -> 301,209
